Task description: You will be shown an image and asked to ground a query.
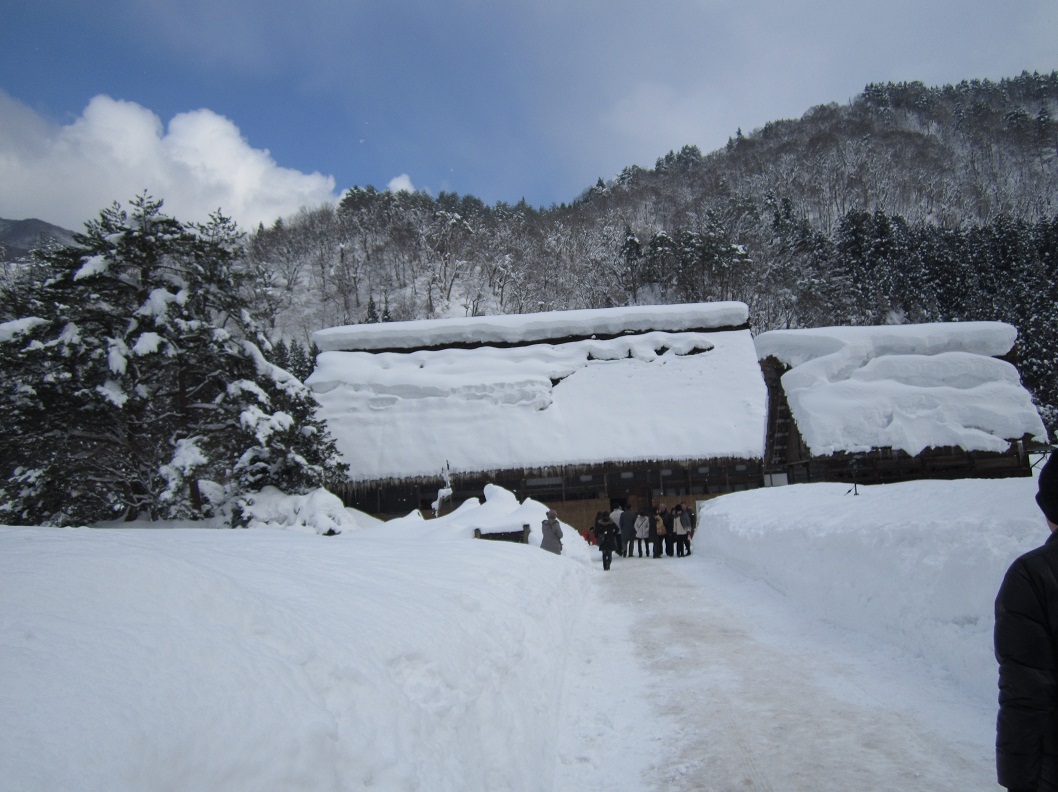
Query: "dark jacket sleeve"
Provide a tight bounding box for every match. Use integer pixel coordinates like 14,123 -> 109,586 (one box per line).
995,554 -> 1057,790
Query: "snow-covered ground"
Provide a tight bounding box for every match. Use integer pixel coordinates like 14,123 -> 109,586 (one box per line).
1,474 -> 1048,791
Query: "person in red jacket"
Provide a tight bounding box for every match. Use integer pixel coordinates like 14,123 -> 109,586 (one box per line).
995,452 -> 1058,791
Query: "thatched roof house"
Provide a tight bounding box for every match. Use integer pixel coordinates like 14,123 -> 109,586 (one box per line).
308,302 -> 769,517
754,322 -> 1049,485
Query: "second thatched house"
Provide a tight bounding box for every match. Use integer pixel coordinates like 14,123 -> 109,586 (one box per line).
754,321 -> 1049,485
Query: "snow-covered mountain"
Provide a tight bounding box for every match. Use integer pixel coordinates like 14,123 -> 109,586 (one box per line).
0,217 -> 74,260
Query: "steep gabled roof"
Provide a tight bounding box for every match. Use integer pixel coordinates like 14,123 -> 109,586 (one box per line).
754,321 -> 1048,457
308,303 -> 767,483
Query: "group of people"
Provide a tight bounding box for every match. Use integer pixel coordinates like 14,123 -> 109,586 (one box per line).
591,501 -> 696,570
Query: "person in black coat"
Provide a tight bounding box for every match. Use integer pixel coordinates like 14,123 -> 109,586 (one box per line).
594,511 -> 619,571
995,453 -> 1058,792
619,505 -> 637,558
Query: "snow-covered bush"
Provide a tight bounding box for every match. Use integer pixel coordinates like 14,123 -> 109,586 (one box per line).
230,486 -> 363,534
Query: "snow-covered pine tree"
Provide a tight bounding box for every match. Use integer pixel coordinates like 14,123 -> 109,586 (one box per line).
0,195 -> 346,526
284,340 -> 312,381
228,341 -> 344,499
269,338 -> 291,372
619,226 -> 643,301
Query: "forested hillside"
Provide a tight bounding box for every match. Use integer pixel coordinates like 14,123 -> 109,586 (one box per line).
242,72 -> 1058,435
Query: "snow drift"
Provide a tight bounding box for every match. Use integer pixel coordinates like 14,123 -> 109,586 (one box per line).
1,474 -> 1049,790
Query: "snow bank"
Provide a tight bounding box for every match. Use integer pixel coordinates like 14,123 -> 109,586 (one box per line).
237,486 -> 368,534
0,488 -> 591,792
311,301 -> 749,352
382,483 -> 593,566
697,475 -> 1046,699
754,322 -> 1047,456
308,329 -> 767,481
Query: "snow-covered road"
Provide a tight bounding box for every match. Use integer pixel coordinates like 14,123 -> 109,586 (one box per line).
555,549 -> 995,791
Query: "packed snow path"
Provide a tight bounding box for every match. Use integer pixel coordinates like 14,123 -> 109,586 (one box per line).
554,549 -> 993,791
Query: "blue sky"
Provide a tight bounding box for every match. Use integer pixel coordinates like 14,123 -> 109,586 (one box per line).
2,1 -> 1056,231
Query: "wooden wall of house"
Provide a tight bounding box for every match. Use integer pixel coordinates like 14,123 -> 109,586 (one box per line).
784,443 -> 1033,485
333,457 -> 766,520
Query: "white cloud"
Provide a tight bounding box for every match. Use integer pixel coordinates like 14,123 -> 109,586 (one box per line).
0,91 -> 338,231
386,173 -> 416,194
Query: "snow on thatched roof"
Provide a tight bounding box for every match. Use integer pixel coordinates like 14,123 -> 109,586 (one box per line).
753,321 -> 1048,457
307,304 -> 767,483
311,301 -> 749,352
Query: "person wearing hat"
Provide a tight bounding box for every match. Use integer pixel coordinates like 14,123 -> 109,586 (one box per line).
540,509 -> 563,555
995,453 -> 1058,791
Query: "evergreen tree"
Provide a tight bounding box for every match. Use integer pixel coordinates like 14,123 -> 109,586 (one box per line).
646,231 -> 679,293
284,340 -> 313,381
673,213 -> 752,303
228,343 -> 341,498
0,195 -> 346,525
269,338 -> 291,372
619,226 -> 643,301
